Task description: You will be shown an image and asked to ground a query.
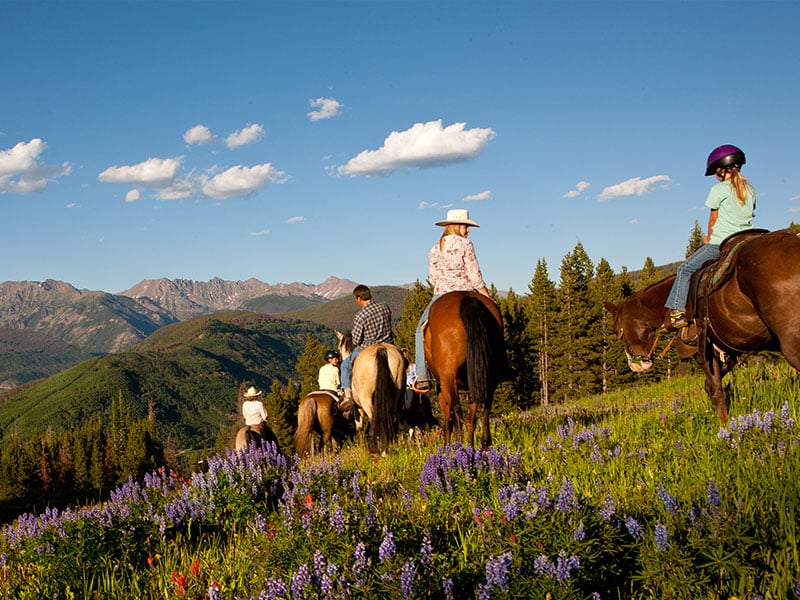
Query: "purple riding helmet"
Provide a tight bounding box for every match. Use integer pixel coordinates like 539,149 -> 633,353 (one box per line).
705,144 -> 746,176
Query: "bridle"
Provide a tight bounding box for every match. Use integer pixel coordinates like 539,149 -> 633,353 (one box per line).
616,324 -> 676,363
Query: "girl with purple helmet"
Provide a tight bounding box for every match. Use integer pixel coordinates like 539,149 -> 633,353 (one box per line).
665,144 -> 757,329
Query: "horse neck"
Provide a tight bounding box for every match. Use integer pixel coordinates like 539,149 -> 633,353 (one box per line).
637,276 -> 674,317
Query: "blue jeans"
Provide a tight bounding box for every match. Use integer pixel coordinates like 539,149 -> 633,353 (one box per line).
414,294 -> 441,382
340,348 -> 361,389
665,243 -> 720,311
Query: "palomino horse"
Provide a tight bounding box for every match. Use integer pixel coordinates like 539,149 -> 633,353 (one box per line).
338,332 -> 407,454
604,228 -> 800,424
293,390 -> 355,457
234,422 -> 279,452
423,291 -> 506,448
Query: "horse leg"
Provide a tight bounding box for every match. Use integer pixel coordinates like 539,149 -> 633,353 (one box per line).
698,343 -> 729,424
480,403 -> 492,449
465,393 -> 477,448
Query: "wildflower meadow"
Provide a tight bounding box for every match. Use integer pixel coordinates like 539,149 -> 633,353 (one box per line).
1,358 -> 799,599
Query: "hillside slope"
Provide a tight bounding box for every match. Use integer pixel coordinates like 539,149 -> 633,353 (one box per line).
0,311 -> 335,450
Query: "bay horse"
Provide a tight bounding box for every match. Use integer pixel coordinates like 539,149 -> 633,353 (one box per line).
234,422 -> 279,452
293,390 -> 355,457
423,290 -> 506,448
337,332 -> 407,454
604,228 -> 800,423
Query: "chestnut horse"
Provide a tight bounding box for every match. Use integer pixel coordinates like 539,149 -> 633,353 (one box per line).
293,390 -> 355,458
604,229 -> 800,423
338,332 -> 407,454
423,291 -> 505,448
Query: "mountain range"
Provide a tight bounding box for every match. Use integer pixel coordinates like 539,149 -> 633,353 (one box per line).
0,276 -> 411,389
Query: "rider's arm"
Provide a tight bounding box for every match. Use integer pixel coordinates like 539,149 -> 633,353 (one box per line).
705,209 -> 718,243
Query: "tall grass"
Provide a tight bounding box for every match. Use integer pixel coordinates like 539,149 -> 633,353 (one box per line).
1,358 -> 798,599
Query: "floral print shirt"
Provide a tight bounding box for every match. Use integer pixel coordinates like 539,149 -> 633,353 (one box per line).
428,235 -> 485,295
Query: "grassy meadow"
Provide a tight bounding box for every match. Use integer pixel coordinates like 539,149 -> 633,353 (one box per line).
1,357 -> 799,599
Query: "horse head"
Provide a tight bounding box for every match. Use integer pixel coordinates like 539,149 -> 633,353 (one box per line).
604,300 -> 658,373
336,330 -> 354,360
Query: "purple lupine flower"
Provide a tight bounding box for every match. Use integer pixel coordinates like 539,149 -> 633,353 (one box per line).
400,485 -> 413,512
291,563 -> 311,597
557,478 -> 579,512
265,577 -> 289,598
654,523 -> 668,553
442,576 -> 454,600
656,483 -> 678,515
328,505 -> 346,535
689,504 -> 702,526
555,551 -> 580,582
592,593 -> 602,600
676,440 -> 684,452
533,555 -> 554,577
484,552 -> 512,591
573,520 -> 586,542
599,493 -> 615,520
379,526 -> 396,563
781,402 -> 795,429
365,487 -> 377,530
208,581 -> 222,600
352,542 -> 368,587
400,559 -> 416,599
420,536 -> 433,566
625,516 -> 643,541
706,480 -> 721,511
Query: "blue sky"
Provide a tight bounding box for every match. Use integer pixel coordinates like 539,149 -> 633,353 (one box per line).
2,1 -> 799,294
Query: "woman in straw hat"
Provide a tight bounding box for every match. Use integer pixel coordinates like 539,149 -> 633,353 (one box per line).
241,385 -> 268,427
411,208 -> 492,393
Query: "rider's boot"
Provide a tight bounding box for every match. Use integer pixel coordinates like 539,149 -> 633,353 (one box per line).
339,388 -> 353,411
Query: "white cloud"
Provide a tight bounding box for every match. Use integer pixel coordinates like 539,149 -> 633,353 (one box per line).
225,124 -> 265,149
98,157 -> 182,188
0,138 -> 71,194
125,189 -> 141,202
337,120 -> 496,176
629,218 -> 639,225
66,202 -> 80,209
307,97 -> 342,121
158,177 -> 199,201
563,181 -> 591,198
184,125 -> 214,145
598,175 -> 671,201
287,215 -> 305,224
464,190 -> 491,202
202,163 -> 287,199
789,194 -> 800,202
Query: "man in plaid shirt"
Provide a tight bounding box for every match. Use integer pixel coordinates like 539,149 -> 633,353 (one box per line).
340,284 -> 393,407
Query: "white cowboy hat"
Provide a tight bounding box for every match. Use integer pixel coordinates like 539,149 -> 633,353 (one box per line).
435,208 -> 480,227
243,386 -> 263,398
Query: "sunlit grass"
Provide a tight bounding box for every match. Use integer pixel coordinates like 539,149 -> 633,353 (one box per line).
1,358 -> 799,599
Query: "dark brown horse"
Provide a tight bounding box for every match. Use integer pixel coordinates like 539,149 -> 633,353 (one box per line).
423,291 -> 506,448
604,229 -> 800,423
293,390 -> 355,458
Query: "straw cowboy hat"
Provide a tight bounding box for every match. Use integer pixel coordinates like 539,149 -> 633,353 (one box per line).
243,386 -> 263,398
435,208 -> 480,227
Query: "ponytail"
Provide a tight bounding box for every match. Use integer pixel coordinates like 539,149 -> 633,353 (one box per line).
717,166 -> 752,205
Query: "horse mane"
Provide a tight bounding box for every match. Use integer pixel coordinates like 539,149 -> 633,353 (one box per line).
339,332 -> 355,354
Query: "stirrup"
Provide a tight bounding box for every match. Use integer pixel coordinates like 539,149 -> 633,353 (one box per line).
668,310 -> 688,330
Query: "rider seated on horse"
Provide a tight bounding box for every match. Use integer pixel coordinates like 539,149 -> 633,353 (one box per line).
339,284 -> 394,408
318,349 -> 347,404
665,144 -> 756,330
241,385 -> 268,434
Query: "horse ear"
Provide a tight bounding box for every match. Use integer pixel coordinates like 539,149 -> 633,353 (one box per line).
603,301 -> 619,317
335,330 -> 343,340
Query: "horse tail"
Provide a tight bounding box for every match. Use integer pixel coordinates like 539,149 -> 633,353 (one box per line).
373,347 -> 399,448
294,396 -> 316,456
460,296 -> 504,407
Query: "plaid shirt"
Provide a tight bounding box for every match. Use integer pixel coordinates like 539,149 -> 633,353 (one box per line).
352,301 -> 393,349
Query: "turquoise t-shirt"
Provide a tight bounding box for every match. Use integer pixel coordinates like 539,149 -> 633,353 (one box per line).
705,180 -> 756,245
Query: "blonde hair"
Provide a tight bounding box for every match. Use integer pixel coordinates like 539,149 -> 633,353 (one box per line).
438,224 -> 465,251
717,166 -> 753,206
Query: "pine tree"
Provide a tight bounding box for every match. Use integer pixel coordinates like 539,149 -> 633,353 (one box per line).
592,258 -> 633,392
497,289 -> 535,409
638,256 -> 661,289
294,334 -> 327,396
393,280 -> 433,361
527,259 -> 557,406
551,242 -> 602,401
686,220 -> 704,257
264,379 -> 297,453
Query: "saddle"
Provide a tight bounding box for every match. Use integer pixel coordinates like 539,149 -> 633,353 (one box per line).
683,229 -> 769,345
